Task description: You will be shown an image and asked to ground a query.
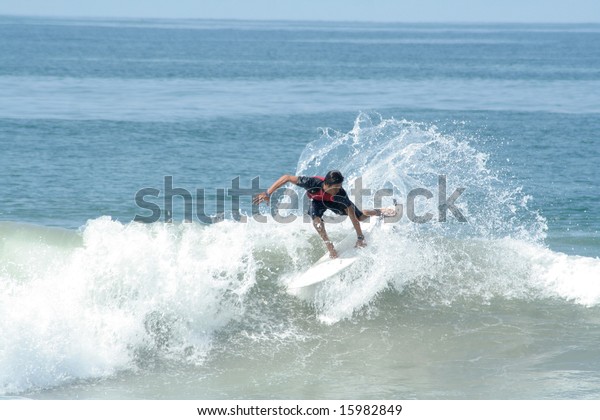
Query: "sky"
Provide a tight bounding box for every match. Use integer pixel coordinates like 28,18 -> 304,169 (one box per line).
0,0 -> 599,23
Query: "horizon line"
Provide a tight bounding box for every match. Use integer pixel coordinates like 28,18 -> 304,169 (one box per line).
1,13 -> 599,26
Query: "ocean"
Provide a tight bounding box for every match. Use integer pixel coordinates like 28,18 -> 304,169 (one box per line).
0,16 -> 599,399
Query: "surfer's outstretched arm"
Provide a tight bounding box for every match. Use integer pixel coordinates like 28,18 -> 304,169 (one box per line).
313,217 -> 337,259
252,174 -> 299,204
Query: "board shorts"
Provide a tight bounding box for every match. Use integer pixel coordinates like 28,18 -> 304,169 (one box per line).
308,199 -> 364,220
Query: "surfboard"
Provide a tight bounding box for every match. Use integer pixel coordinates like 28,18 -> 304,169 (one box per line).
286,236 -> 364,290
287,206 -> 397,295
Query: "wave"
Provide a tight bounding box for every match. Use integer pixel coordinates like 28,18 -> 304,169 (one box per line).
1,114 -> 598,395
1,215 -> 599,395
0,218 -> 256,395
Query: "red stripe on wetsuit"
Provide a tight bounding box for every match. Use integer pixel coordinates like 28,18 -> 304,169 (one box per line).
306,176 -> 336,202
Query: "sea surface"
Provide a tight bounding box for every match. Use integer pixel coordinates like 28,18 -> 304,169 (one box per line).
0,16 -> 599,399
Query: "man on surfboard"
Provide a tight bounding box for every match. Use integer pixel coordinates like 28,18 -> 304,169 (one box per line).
253,170 -> 389,259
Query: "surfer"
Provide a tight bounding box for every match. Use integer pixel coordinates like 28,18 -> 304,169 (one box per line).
253,170 -> 387,259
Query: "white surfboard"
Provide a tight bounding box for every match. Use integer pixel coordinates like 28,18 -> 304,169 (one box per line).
287,206 -> 396,296
286,241 -> 362,289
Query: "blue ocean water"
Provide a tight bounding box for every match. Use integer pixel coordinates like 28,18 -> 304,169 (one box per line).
0,16 -> 599,399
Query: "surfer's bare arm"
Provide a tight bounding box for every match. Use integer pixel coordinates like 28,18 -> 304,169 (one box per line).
313,217 -> 338,259
252,174 -> 299,204
347,206 -> 366,248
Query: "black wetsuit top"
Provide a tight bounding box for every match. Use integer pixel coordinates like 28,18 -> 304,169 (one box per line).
296,175 -> 363,219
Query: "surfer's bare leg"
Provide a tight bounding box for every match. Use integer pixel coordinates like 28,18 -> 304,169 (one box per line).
312,217 -> 337,259
359,209 -> 381,221
355,208 -> 389,222
347,206 -> 367,248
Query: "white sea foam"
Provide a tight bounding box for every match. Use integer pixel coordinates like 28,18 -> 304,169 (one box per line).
0,218 -> 257,394
1,213 -> 599,395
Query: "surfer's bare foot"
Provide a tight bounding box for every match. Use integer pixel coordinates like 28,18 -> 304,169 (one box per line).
355,239 -> 367,248
326,242 -> 338,259
378,208 -> 397,217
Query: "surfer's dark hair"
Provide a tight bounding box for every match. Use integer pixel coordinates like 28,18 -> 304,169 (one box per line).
324,170 -> 344,185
